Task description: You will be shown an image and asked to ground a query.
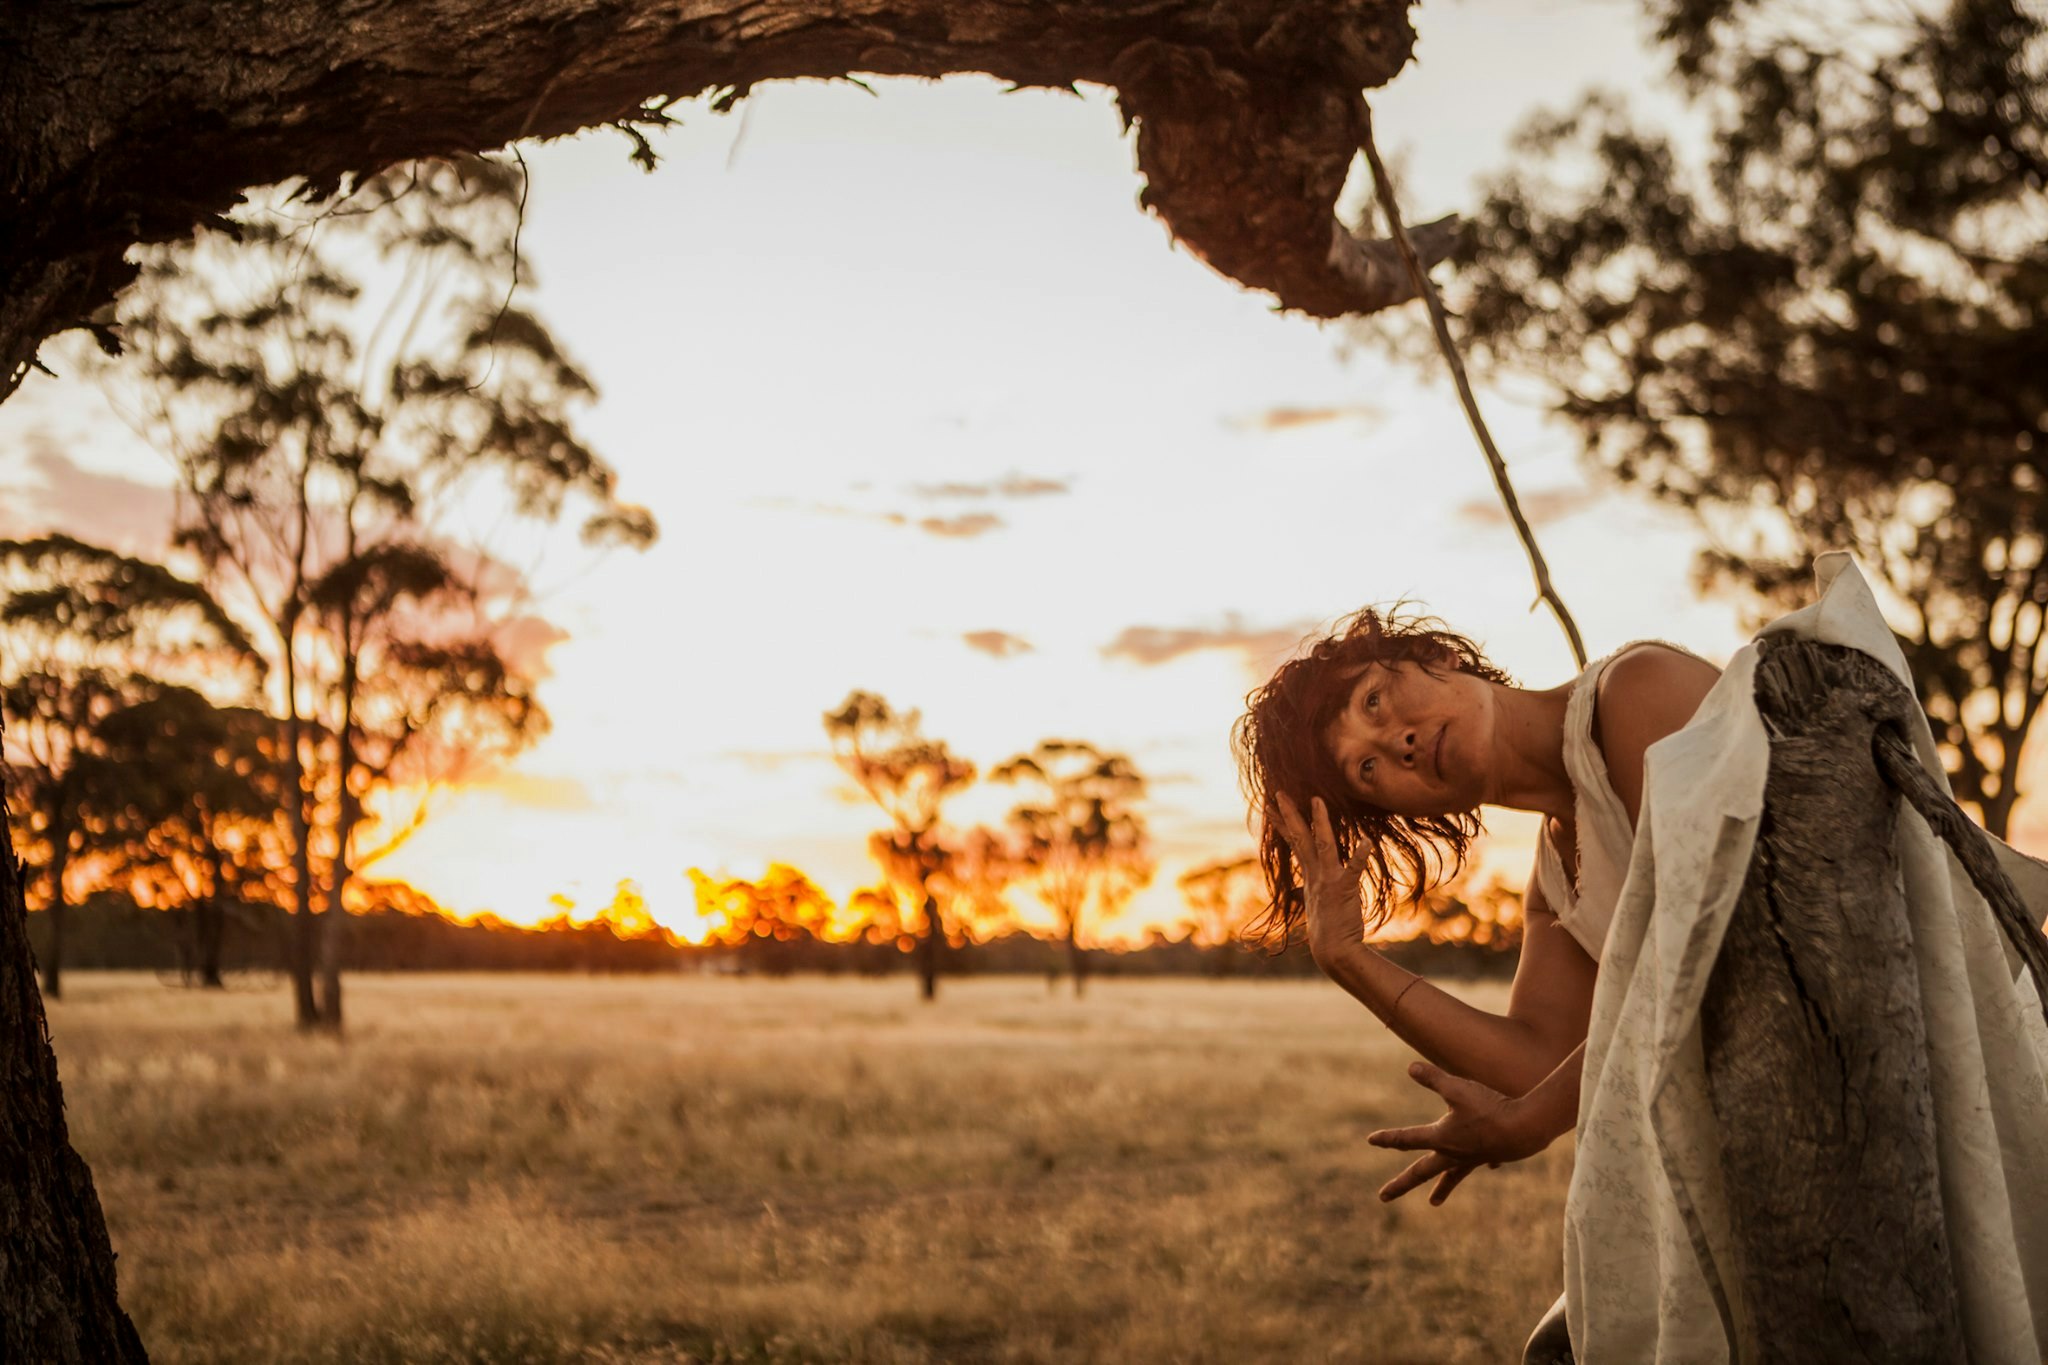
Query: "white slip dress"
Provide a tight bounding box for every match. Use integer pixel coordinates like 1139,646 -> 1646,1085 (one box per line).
1563,554 -> 2048,1363
1531,640 -> 1708,965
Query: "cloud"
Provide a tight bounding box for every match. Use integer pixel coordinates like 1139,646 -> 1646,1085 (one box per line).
911,473 -> 1071,500
962,630 -> 1033,658
1101,614 -> 1315,670
909,512 -> 1003,539
1455,487 -> 1603,528
1230,404 -> 1386,434
2,442 -> 178,555
718,748 -> 833,774
475,772 -> 596,812
768,500 -> 1007,539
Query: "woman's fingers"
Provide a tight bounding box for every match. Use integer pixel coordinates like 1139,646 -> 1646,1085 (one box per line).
1378,1150 -> 1456,1203
1270,792 -> 1310,851
1344,842 -> 1374,880
1405,1060 -> 1499,1114
1406,1059 -> 1452,1097
1310,796 -> 1338,853
1428,1162 -> 1477,1206
1366,1122 -> 1440,1151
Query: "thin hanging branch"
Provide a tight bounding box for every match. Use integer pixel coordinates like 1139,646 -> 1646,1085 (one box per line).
1359,104 -> 1588,669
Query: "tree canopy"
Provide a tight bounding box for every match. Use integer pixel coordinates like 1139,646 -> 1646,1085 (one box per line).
1403,0 -> 2048,835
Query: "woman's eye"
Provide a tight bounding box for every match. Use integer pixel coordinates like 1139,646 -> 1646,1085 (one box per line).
1360,757 -> 1376,781
1366,690 -> 1381,710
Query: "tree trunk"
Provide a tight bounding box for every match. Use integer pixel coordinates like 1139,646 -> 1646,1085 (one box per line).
317,656 -> 364,1031
280,696 -> 320,1027
1,0 -> 1445,399
42,838 -> 67,1001
918,889 -> 942,1002
195,897 -> 225,989
1981,783 -> 2015,842
1698,636 -> 1965,1362
1065,914 -> 1086,998
0,740 -> 151,1362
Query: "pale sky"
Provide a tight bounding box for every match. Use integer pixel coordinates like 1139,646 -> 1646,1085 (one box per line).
2,0 -> 1785,941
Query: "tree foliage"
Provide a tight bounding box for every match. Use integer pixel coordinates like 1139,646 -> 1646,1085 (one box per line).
822,690 -> 976,999
993,739 -> 1153,995
1405,0 -> 2048,835
105,157 -> 657,1026
0,535 -> 262,996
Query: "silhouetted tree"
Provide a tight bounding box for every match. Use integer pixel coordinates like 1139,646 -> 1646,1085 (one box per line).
1398,0 -> 2048,836
0,535 -> 260,997
691,863 -> 838,974
1176,854 -> 1263,949
823,691 -> 975,1000
993,739 -> 1154,996
110,157 -> 655,1028
931,824 -> 1027,944
90,693 -> 288,987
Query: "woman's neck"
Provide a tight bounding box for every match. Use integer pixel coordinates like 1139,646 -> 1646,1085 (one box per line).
1485,680 -> 1577,822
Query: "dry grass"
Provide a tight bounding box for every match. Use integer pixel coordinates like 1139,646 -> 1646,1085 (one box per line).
46,972 -> 1571,1363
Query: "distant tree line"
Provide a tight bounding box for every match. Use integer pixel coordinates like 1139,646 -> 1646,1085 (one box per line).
26,880 -> 1518,982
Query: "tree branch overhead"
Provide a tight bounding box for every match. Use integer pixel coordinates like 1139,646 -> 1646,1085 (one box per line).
1,0 -> 1442,393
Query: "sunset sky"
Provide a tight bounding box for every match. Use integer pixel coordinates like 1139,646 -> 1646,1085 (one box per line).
2,1 -> 1873,943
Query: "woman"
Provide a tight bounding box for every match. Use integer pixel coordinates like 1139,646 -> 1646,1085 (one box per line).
1233,607 -> 1720,1204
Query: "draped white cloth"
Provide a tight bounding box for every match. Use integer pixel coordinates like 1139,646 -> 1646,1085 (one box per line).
1562,553 -> 2048,1363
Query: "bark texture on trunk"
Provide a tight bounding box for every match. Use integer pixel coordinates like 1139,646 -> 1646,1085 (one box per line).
1,0 -> 1441,397
0,763 -> 150,1363
1699,636 -> 1966,1363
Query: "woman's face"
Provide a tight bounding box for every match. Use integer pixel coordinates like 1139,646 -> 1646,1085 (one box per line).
1322,659 -> 1495,817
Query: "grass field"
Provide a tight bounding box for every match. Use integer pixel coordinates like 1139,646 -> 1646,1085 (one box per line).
46,972 -> 1572,1363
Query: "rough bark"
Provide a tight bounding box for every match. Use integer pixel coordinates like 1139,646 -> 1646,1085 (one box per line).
0,753 -> 150,1363
1,0 -> 1445,399
1699,636 -> 1966,1363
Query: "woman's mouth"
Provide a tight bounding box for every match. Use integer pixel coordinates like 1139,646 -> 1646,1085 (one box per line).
1433,727 -> 1446,779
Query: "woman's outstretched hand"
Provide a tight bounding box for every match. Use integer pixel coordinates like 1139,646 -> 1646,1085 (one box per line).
1368,1061 -> 1549,1206
1270,793 -> 1373,966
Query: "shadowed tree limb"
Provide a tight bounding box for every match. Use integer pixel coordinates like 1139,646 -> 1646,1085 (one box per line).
1,0 -> 1456,398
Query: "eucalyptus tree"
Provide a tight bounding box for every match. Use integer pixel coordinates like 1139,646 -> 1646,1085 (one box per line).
992,739 -> 1153,996
0,535 -> 261,997
1176,854 -> 1262,949
822,690 -> 976,1000
110,156 -> 655,1028
1401,0 -> 2048,835
90,693 -> 290,987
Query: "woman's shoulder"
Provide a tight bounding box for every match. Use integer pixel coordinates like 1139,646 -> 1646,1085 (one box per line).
1595,643 -> 1720,728
1598,640 -> 1719,696
1589,643 -> 1722,819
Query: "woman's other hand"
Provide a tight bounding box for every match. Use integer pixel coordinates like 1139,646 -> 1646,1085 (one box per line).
1271,793 -> 1373,968
1367,1061 -> 1551,1205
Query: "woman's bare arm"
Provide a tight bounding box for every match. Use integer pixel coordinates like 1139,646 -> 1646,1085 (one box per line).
1277,792 -> 1596,1097
1312,867 -> 1594,1097
1365,645 -> 1722,1203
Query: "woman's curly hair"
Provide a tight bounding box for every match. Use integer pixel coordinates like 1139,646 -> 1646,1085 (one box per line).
1232,606 -> 1514,951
